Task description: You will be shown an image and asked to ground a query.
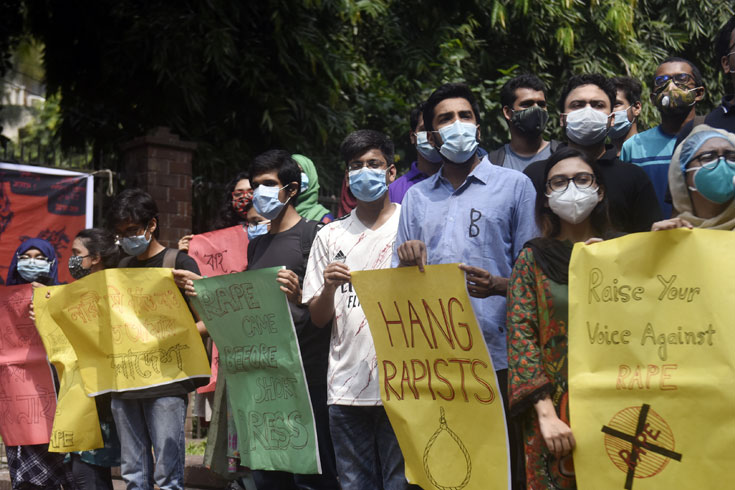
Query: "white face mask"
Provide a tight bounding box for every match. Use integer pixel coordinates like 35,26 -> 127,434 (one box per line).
546,184 -> 600,224
564,106 -> 611,146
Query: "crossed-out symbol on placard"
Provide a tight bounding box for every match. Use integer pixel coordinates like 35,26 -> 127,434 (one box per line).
601,404 -> 682,490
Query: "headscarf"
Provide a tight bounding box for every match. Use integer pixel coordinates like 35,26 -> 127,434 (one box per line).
293,154 -> 331,222
669,124 -> 735,230
6,238 -> 60,286
338,174 -> 357,218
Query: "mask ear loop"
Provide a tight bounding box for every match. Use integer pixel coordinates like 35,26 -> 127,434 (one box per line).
684,166 -> 701,193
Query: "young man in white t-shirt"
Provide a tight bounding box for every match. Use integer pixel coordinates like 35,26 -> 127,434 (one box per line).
303,130 -> 414,490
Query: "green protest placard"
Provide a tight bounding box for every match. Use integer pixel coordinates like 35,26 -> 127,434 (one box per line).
190,267 -> 320,474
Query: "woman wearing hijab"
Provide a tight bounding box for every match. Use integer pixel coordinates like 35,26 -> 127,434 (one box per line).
293,154 -> 334,223
653,125 -> 735,230
506,147 -> 612,489
5,238 -> 74,490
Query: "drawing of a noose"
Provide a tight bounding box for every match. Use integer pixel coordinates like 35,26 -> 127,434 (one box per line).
423,407 -> 472,490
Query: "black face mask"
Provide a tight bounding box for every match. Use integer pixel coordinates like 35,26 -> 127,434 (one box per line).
68,255 -> 92,280
510,106 -> 549,136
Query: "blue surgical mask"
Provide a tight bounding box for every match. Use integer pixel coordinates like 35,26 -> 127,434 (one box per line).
247,222 -> 269,240
688,157 -> 735,204
120,227 -> 151,257
300,172 -> 309,193
253,185 -> 290,220
17,258 -> 51,283
435,120 -> 479,164
349,168 -> 388,202
608,107 -> 633,140
416,131 -> 442,163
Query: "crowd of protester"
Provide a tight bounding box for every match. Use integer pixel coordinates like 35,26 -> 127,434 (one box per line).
4,13 -> 735,490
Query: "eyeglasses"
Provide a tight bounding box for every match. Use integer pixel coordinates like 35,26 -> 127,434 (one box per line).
347,159 -> 387,172
114,225 -> 147,242
232,190 -> 253,200
546,172 -> 596,193
17,254 -> 53,264
690,150 -> 735,170
653,73 -> 695,88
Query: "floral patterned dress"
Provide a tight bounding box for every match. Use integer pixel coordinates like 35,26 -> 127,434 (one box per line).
507,246 -> 576,490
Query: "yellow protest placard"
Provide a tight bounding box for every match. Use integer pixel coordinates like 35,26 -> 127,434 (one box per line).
569,229 -> 735,489
352,264 -> 509,490
34,289 -> 103,453
39,268 -> 210,395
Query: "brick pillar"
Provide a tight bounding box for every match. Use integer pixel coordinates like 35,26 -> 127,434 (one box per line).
119,127 -> 196,248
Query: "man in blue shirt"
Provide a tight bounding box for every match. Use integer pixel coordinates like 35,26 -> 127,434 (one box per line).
621,58 -> 705,217
393,82 -> 538,490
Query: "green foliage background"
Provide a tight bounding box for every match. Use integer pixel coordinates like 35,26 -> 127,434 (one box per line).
1,0 -> 733,228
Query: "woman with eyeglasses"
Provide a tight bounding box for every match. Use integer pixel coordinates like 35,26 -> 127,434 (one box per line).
506,147 -> 612,489
5,238 -> 75,490
653,125 -> 735,231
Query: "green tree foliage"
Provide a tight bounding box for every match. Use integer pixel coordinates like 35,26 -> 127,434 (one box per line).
1,0 -> 734,225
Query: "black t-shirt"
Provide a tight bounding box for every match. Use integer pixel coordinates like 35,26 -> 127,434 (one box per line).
114,248 -> 205,399
247,219 -> 329,387
524,144 -> 663,233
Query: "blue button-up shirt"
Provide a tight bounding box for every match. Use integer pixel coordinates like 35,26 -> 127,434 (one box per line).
392,156 -> 539,370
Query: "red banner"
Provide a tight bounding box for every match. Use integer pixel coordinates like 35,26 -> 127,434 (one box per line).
188,225 -> 248,277
189,225 -> 248,393
0,284 -> 56,445
0,163 -> 93,285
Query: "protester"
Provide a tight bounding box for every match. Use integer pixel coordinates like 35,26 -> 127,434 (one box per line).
490,74 -> 559,170
507,147 -> 612,489
394,82 -> 538,490
178,172 -> 252,251
244,150 -> 338,489
677,16 -> 735,142
67,228 -> 122,490
107,188 -> 206,490
293,153 -> 334,223
653,125 -> 735,230
609,76 -> 642,154
524,73 -> 662,233
5,238 -> 74,490
337,174 -> 357,217
389,102 -> 443,203
303,129 -> 415,490
621,58 -> 705,217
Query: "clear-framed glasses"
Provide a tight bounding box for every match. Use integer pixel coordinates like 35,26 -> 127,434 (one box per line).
546,172 -> 596,193
17,254 -> 53,265
347,159 -> 387,172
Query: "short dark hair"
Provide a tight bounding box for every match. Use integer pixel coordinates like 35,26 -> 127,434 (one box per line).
107,188 -> 160,238
715,16 -> 735,70
409,102 -> 426,132
558,74 -> 616,112
610,76 -> 642,105
500,74 -> 546,108
76,228 -> 120,269
215,171 -> 250,229
339,130 -> 394,166
423,83 -> 481,132
249,150 -> 301,200
658,57 -> 704,87
536,147 -> 611,237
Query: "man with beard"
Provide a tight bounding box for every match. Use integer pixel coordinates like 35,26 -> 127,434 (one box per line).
489,74 -> 559,170
621,58 -> 705,218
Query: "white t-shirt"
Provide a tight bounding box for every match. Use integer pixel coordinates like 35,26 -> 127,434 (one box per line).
302,204 -> 400,406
